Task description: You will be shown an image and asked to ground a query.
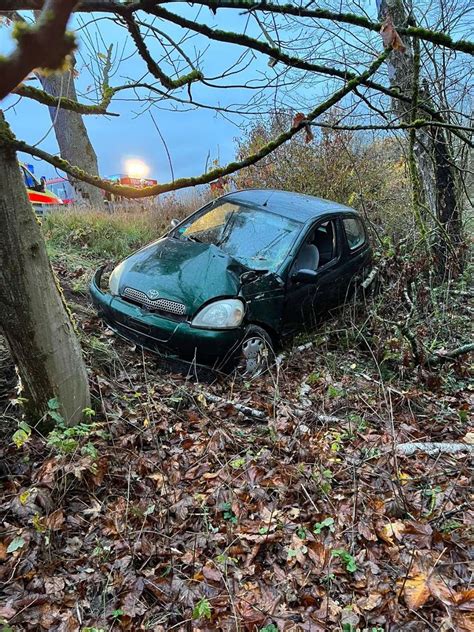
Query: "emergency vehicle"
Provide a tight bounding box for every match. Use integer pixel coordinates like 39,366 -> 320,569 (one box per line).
21,163 -> 63,214
45,174 -> 159,205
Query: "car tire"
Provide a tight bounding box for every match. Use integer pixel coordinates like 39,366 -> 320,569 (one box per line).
235,325 -> 275,377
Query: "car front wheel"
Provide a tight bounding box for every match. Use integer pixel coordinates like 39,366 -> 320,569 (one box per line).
236,325 -> 275,377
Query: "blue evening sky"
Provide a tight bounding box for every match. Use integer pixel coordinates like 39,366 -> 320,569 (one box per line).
1,4 -> 292,183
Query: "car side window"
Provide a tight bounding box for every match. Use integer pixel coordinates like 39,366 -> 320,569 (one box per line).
21,166 -> 36,189
343,217 -> 366,251
291,219 -> 338,277
312,220 -> 338,267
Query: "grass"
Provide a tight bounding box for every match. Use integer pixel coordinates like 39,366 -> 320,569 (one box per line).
43,208 -> 166,261
42,195 -> 206,262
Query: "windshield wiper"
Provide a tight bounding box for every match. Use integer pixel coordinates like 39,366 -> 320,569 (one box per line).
185,234 -> 203,243
217,211 -> 236,246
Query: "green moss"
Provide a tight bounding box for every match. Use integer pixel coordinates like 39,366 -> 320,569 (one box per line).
168,69 -> 204,89
0,116 -> 17,153
12,21 -> 32,43
16,84 -> 113,115
406,26 -> 473,55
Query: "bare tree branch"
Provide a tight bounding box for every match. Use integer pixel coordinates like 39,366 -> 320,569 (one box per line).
0,0 -> 78,100
6,50 -> 389,197
396,442 -> 474,455
13,83 -> 118,115
309,119 -> 473,143
124,14 -> 203,90
0,1 -> 472,55
428,342 -> 474,365
147,5 -> 472,147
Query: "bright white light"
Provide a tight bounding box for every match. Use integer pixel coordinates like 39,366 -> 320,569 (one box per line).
124,158 -> 150,179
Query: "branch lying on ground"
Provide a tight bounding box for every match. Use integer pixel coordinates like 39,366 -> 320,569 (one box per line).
0,0 -> 78,101
361,267 -> 379,290
6,50 -> 389,197
200,390 -> 342,424
428,342 -> 474,365
396,442 -> 474,456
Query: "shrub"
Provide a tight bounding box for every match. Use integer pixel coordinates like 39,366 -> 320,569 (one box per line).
233,109 -> 411,241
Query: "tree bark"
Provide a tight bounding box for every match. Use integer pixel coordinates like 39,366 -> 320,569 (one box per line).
35,55 -> 103,206
377,0 -> 462,273
0,114 -> 90,426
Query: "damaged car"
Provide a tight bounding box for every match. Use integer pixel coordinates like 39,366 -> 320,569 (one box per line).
90,189 -> 372,374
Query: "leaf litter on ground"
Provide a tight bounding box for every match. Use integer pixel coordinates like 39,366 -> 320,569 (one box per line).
0,255 -> 472,631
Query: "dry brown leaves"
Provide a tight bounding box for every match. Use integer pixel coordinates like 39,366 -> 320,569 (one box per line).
0,267 -> 472,630
380,16 -> 407,53
292,112 -> 314,143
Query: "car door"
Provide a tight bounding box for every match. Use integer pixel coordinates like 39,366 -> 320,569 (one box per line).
337,214 -> 372,303
282,216 -> 344,335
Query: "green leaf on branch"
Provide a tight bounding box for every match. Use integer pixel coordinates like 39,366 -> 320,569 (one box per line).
12,421 -> 31,448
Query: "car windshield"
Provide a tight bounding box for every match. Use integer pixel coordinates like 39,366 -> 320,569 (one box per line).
175,201 -> 302,271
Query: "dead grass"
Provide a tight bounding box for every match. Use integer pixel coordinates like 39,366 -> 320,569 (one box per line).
42,191 -> 210,261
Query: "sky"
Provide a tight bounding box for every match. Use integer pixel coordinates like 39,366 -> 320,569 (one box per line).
3,2 -> 469,189
1,4 -> 282,184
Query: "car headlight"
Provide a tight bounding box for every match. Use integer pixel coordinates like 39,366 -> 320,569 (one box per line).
191,299 -> 245,329
108,261 -> 126,296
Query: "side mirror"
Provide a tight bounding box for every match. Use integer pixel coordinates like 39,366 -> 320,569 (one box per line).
170,218 -> 179,229
40,176 -> 46,192
292,268 -> 318,284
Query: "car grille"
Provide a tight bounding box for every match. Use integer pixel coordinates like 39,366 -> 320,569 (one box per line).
121,287 -> 187,316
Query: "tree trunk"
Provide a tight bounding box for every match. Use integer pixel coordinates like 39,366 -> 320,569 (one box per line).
35,56 -> 103,206
0,114 -> 90,427
377,0 -> 462,274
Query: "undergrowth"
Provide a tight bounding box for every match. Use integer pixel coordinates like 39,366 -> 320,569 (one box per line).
42,199 -> 196,260
1,210 -> 472,631
43,209 -> 165,260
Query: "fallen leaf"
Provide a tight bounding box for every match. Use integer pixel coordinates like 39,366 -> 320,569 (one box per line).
44,576 -> 65,594
452,612 -> 474,632
0,541 -> 8,561
357,592 -> 383,611
455,588 -> 474,610
379,520 -> 406,545
202,564 -> 222,582
463,432 -> 474,445
6,536 -> 25,553
306,541 -> 328,571
44,509 -> 64,531
400,573 -> 430,609
0,604 -> 17,619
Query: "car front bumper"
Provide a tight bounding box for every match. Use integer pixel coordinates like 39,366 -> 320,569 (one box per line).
90,268 -> 243,365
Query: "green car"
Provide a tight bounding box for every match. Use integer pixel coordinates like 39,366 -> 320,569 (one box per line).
90,189 -> 372,373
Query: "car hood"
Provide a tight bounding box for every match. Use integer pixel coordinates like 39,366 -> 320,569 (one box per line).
118,237 -> 248,315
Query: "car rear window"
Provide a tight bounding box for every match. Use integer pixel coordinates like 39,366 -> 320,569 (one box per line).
343,217 -> 366,251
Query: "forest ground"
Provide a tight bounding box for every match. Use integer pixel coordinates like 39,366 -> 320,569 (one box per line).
0,209 -> 472,632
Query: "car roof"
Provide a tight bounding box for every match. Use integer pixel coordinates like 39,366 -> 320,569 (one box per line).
222,189 -> 359,223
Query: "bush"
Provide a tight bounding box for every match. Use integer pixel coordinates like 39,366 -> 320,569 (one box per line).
233,109 -> 412,241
